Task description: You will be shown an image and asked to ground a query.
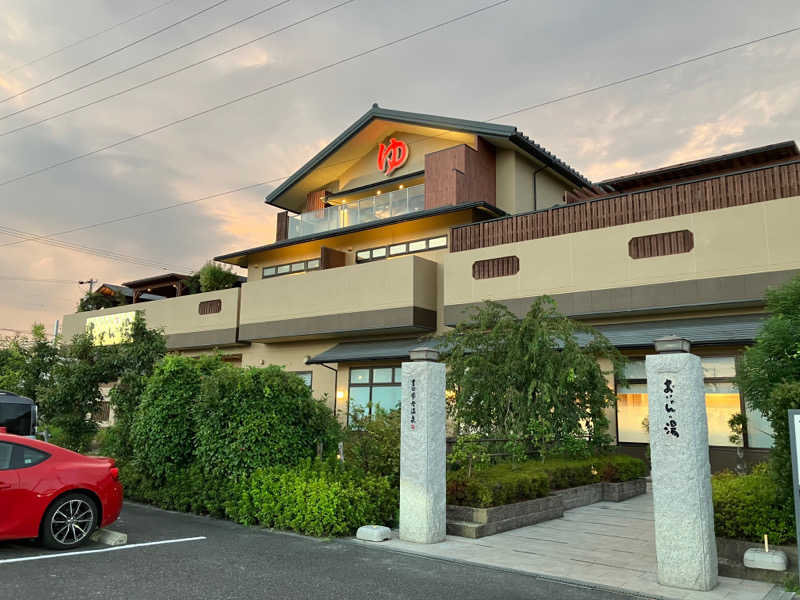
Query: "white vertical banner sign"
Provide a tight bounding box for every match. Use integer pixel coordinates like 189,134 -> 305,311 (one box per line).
399,351 -> 446,544
786,409 -> 800,581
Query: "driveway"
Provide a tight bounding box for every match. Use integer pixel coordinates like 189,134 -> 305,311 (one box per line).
0,501 -> 648,600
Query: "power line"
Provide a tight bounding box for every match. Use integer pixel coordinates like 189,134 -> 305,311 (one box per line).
0,0 -> 179,78
2,12 -> 797,268
485,24 -> 800,122
0,0 -> 304,128
0,224 -> 193,272
0,0 -> 512,190
0,276 -> 78,284
4,19 -> 798,250
0,0 -> 233,106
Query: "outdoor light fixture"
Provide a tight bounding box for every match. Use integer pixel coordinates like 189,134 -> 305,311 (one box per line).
376,190 -> 382,195
398,184 -> 404,189
654,335 -> 691,354
336,391 -> 344,399
409,346 -> 439,362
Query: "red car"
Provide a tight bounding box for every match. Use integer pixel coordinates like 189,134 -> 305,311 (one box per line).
0,430 -> 123,549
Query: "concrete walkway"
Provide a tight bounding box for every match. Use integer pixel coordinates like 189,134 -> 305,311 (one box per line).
359,491 -> 785,600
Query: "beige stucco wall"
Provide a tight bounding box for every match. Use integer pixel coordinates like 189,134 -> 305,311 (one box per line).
337,131 -> 475,192
444,195 -> 800,307
240,254 -> 438,327
62,287 -> 241,341
495,150 -> 570,214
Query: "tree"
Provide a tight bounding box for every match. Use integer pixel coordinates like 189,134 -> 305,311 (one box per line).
37,332 -> 116,452
196,262 -> 239,292
433,298 -> 625,457
737,274 -> 800,500
102,314 -> 167,461
0,324 -> 58,400
77,290 -> 125,312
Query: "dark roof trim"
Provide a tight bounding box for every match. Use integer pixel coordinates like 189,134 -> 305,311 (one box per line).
306,338 -> 424,364
122,273 -> 190,288
215,201 -> 505,263
601,141 -> 799,189
264,105 -> 589,207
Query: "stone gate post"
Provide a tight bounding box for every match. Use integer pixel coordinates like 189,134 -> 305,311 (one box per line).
646,336 -> 717,591
399,346 -> 446,544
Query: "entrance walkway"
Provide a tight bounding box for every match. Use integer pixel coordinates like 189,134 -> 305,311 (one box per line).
363,491 -> 784,600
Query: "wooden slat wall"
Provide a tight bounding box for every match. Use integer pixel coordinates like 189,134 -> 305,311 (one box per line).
320,246 -> 347,270
628,230 -> 694,259
275,211 -> 289,242
451,161 -> 800,252
472,256 -> 520,280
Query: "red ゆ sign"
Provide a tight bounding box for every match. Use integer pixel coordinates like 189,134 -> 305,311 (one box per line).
377,138 -> 409,177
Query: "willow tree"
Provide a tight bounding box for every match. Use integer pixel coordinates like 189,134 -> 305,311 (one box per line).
434,298 -> 625,456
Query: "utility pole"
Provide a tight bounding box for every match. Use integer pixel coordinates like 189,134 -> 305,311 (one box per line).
79,278 -> 97,293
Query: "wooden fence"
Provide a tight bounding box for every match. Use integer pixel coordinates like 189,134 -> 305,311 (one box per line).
450,160 -> 800,252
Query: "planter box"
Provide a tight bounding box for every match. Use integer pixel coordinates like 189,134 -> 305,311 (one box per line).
446,495 -> 564,538
602,478 -> 647,502
447,478 -> 647,539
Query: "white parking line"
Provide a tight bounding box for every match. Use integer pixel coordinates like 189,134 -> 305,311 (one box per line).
0,536 -> 206,564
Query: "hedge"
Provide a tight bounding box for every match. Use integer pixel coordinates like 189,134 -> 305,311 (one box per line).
712,465 -> 795,545
447,454 -> 647,508
228,460 -> 398,537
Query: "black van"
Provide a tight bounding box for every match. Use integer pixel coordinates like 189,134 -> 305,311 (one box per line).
0,391 -> 37,436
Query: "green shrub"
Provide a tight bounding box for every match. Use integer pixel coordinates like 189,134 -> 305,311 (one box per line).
120,461 -> 235,517
712,465 -> 795,544
343,408 -> 400,485
228,460 -> 397,537
195,365 -> 340,478
131,354 -> 225,480
195,262 -> 240,292
447,454 -> 647,508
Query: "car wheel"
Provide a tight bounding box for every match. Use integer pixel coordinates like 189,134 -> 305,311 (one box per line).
41,493 -> 98,550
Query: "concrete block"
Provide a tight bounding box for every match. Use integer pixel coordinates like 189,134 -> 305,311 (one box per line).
743,548 -> 788,572
356,525 -> 391,542
90,528 -> 128,546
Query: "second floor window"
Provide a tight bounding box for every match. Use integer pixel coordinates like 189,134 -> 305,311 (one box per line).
356,235 -> 447,263
262,258 -> 320,279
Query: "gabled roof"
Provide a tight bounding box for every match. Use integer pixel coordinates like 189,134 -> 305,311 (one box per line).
265,104 -> 590,209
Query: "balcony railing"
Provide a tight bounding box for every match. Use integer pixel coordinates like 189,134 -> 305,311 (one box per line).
450,160 -> 800,252
288,184 -> 425,239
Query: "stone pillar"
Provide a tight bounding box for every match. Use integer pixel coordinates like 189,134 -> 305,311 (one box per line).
399,347 -> 446,544
646,342 -> 718,591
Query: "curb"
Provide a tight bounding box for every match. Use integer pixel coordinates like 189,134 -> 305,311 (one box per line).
91,529 -> 128,546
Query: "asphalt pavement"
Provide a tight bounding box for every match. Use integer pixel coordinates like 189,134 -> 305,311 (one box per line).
0,502 -> 653,600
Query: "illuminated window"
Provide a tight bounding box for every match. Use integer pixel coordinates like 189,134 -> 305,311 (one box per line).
263,258 -> 322,279
616,356 -> 772,448
355,235 -> 449,263
348,366 -> 402,420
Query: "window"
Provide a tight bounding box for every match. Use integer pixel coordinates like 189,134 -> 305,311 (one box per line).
348,366 -> 402,419
615,356 -> 770,447
198,299 -> 222,315
263,258 -> 322,279
292,371 -> 313,388
15,445 -> 49,469
355,234 -> 449,263
0,442 -> 12,470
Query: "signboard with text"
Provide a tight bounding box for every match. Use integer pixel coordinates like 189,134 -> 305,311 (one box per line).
85,311 -> 137,346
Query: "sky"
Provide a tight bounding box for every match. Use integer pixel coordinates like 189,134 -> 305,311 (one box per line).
0,0 -> 798,336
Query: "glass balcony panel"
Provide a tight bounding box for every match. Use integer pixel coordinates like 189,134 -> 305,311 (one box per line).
359,197 -> 376,223
374,195 -> 391,220
287,184 -> 425,239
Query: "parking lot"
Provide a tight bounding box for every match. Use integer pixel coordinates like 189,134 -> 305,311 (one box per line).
0,502 -> 646,600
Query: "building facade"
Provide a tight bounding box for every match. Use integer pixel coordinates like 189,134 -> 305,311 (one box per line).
62,105 -> 800,470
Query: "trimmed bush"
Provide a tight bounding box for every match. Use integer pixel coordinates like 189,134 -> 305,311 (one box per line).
131,354 -> 224,480
228,460 -> 397,537
447,454 -> 647,508
195,365 -> 340,478
712,465 -> 795,545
